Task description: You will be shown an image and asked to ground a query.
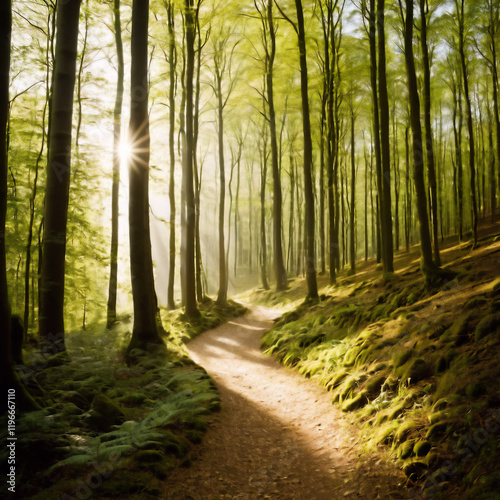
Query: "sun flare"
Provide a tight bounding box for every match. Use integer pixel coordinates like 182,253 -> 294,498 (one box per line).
118,138 -> 131,168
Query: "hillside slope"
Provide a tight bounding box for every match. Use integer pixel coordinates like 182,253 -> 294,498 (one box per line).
257,221 -> 500,499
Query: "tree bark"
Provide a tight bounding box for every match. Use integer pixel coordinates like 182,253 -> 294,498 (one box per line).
127,0 -> 165,355
266,0 -> 287,291
39,0 -> 81,354
419,0 -> 440,265
183,0 -> 200,315
295,0 -> 318,298
377,0 -> 394,273
260,126 -> 270,290
107,0 -> 124,328
166,0 -> 176,310
349,103 -> 356,274
367,0 -> 384,268
456,0 -> 478,247
402,0 -> 435,275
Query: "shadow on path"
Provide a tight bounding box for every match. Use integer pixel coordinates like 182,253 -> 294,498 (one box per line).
161,307 -> 409,500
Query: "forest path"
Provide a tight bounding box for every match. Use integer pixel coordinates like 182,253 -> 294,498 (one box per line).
161,305 -> 409,500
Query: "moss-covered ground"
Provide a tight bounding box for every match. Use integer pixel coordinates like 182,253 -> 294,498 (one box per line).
259,224 -> 500,499
0,299 -> 246,499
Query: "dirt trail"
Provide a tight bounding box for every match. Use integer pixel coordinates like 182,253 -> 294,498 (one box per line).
162,306 -> 409,500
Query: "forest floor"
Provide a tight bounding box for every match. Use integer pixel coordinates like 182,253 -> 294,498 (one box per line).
161,306 -> 409,500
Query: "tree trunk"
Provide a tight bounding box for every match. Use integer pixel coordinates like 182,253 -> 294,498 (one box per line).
405,123 -> 411,252
377,0 -> 394,273
368,0 -> 383,267
295,0 -> 318,299
183,0 -> 200,315
1,0 -> 38,412
403,0 -> 435,276
107,0 -> 124,328
39,0 -> 81,354
166,0 -> 176,310
419,0 -> 440,265
488,0 -> 500,221
457,0 -> 478,247
260,0 -> 287,291
260,127 -> 269,290
216,80 -> 228,303
127,0 -> 165,355
288,144 -> 295,272
194,8 -> 205,303
349,104 -> 356,274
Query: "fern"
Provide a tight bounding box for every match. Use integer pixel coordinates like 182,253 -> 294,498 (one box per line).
45,454 -> 94,474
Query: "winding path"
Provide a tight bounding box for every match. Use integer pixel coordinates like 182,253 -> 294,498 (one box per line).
161,306 -> 409,500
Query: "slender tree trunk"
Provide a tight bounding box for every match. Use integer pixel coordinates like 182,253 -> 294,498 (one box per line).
261,0 -> 287,291
166,0 -> 176,310
183,0 -> 200,315
40,0 -> 81,354
488,98 -> 496,223
248,162 -> 253,273
234,146 -> 241,277
364,144 -> 369,261
288,145 -> 295,272
260,129 -> 269,290
349,104 -> 356,274
488,0 -> 500,220
405,123 -> 411,252
107,0 -> 124,327
393,107 -> 400,252
377,0 -> 394,273
295,0 -> 318,298
402,0 -> 435,276
215,78 -> 228,303
368,0 -> 383,267
419,0 -> 440,265
456,0 -> 477,246
194,8 -> 205,302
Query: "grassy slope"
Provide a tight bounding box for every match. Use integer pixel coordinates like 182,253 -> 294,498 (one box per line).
256,222 -> 500,500
0,299 -> 245,499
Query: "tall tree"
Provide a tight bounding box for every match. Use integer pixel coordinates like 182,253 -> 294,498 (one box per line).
127,0 -> 165,355
377,0 -> 394,273
106,0 -> 124,328
419,0 -> 441,264
182,0 -> 200,316
277,0 -> 318,298
211,28 -> 238,304
455,0 -> 478,247
400,0 -> 437,280
166,0 -> 177,310
256,0 -> 287,291
1,0 -> 38,411
39,0 -> 82,354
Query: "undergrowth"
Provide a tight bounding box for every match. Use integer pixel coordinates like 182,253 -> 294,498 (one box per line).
261,234 -> 500,499
0,299 -> 246,499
